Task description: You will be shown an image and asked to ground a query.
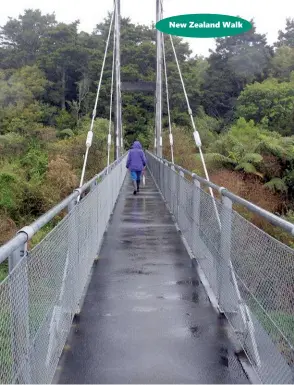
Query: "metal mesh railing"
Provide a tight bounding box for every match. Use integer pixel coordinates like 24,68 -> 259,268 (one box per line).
0,155 -> 127,384
147,152 -> 294,384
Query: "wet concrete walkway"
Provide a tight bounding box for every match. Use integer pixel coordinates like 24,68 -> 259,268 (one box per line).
56,171 -> 249,384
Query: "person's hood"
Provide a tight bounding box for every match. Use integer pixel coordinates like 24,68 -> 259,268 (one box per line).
132,141 -> 142,149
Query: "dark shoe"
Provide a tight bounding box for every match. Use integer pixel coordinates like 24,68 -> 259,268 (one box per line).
133,190 -> 137,195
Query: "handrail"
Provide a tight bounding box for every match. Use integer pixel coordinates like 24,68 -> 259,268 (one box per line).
146,151 -> 294,236
0,153 -> 128,264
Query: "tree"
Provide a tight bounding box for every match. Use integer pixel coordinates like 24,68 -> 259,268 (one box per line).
0,65 -> 47,107
236,76 -> 294,136
202,20 -> 273,123
275,18 -> 294,48
270,46 -> 294,80
67,76 -> 91,125
0,65 -> 48,134
38,21 -> 88,109
0,9 -> 56,68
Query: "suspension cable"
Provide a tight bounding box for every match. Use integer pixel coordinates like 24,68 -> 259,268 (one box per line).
159,0 -> 220,226
168,33 -> 221,228
107,27 -> 116,172
78,3 -> 116,195
162,35 -> 174,164
158,3 -> 261,364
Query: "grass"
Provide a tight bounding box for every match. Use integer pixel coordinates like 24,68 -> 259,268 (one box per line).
0,261 -> 8,282
29,222 -> 56,249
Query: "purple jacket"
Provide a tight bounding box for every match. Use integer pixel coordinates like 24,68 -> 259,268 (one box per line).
126,141 -> 146,171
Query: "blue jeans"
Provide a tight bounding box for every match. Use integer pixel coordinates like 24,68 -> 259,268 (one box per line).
130,170 -> 142,181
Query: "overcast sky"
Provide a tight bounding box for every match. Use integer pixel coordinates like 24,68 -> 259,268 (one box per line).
0,0 -> 292,57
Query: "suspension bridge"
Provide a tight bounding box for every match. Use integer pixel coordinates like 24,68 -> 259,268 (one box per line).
0,0 -> 294,384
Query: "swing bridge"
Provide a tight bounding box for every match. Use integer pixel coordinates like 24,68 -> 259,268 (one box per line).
0,0 -> 294,383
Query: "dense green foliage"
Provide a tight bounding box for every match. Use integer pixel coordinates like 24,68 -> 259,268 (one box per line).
0,10 -> 294,253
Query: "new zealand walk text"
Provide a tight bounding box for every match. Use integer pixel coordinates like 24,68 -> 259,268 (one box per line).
169,21 -> 243,29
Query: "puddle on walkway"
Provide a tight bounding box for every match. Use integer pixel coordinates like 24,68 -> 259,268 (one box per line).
130,256 -> 147,261
128,291 -> 153,299
122,218 -> 153,223
176,278 -> 199,287
190,326 -> 200,337
182,292 -> 199,303
174,262 -> 186,268
132,306 -> 157,312
171,325 -> 210,339
163,277 -> 200,287
157,293 -> 181,301
156,292 -> 199,304
142,262 -> 186,268
219,347 -> 229,367
143,262 -> 169,267
119,268 -> 153,275
121,240 -> 132,244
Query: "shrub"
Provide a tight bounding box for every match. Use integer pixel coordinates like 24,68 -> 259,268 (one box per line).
0,171 -> 23,217
20,147 -> 48,181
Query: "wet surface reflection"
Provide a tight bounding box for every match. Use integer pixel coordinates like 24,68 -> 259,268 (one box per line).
57,172 -> 249,384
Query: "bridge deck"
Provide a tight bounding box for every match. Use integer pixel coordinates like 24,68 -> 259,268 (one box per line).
55,171 -> 249,384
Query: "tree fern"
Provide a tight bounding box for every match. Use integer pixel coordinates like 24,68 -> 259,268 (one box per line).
256,137 -> 286,158
235,162 -> 263,177
242,153 -> 263,164
194,152 -> 236,166
284,169 -> 294,188
264,177 -> 288,192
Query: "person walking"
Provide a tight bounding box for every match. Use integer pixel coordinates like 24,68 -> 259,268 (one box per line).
126,140 -> 147,195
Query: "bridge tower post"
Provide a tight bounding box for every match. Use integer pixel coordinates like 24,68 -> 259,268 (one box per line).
155,0 -> 163,157
114,0 -> 122,159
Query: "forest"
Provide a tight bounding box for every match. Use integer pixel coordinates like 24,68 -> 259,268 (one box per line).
1,9 -> 294,274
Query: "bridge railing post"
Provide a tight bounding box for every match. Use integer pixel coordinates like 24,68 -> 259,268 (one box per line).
155,156 -> 159,186
9,241 -> 32,383
219,194 -> 261,367
171,165 -> 176,215
169,164 -> 173,211
163,161 -> 168,200
219,195 -> 237,313
67,198 -> 79,315
157,156 -> 161,186
178,170 -> 184,227
166,162 -> 171,211
158,159 -> 161,184
160,159 -> 164,192
162,161 -> 165,197
192,178 -> 201,256
175,169 -> 179,222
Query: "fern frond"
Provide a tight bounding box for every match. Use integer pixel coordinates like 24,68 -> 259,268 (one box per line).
196,153 -> 236,165
265,178 -> 288,192
242,153 -> 263,164
235,162 -> 263,177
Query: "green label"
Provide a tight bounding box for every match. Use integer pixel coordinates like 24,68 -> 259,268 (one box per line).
155,14 -> 252,38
